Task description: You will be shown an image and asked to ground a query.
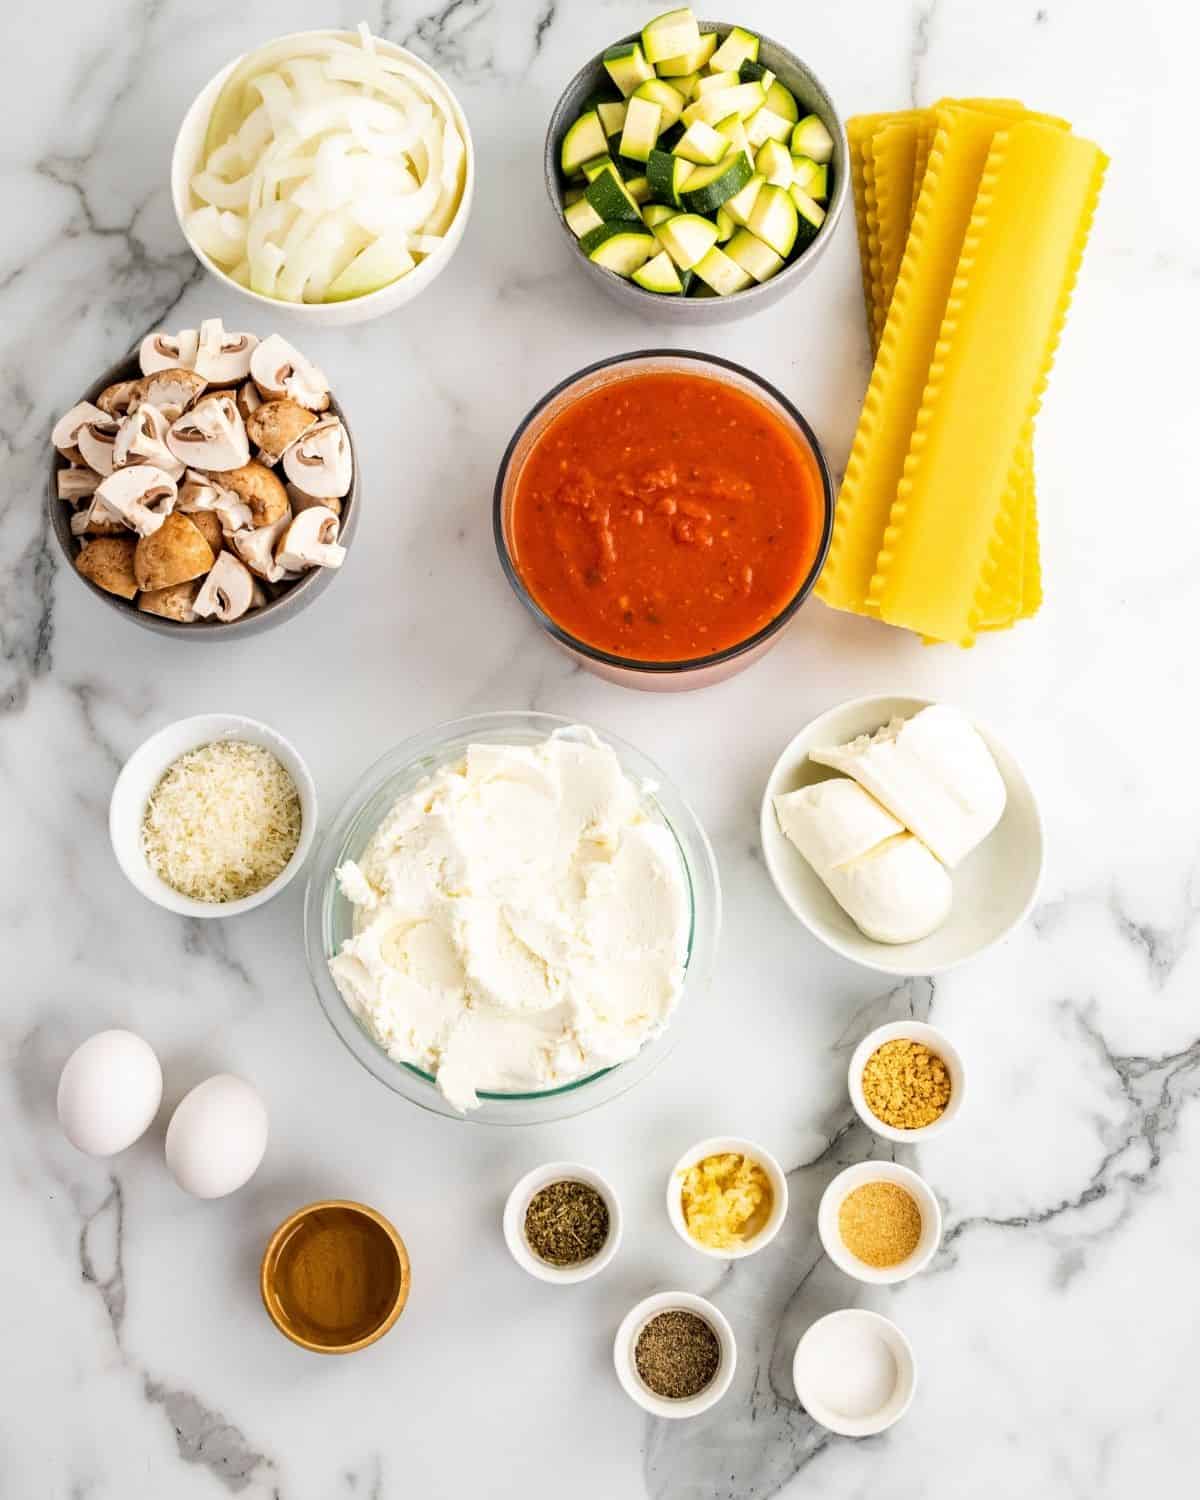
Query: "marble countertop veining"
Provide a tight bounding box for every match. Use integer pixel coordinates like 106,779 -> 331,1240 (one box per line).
2,0 -> 1197,1496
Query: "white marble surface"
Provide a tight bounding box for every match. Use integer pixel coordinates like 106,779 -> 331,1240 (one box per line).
2,0 -> 1196,1495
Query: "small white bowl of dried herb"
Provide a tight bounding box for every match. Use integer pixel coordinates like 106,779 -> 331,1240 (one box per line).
109,713 -> 316,919
848,1021 -> 966,1144
818,1162 -> 942,1286
502,1162 -> 622,1284
667,1136 -> 789,1260
613,1291 -> 736,1419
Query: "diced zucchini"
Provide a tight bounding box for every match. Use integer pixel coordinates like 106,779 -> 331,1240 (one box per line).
625,175 -> 651,204
619,95 -> 663,162
658,120 -> 685,152
791,114 -> 835,164
603,41 -> 655,97
672,120 -> 727,165
681,80 -> 765,127
654,32 -> 717,76
725,227 -> 784,282
632,249 -> 685,293
633,77 -> 687,130
561,111 -> 608,175
642,203 -> 679,228
584,163 -> 642,221
564,197 -> 605,238
692,244 -> 754,295
680,149 -> 753,214
580,222 -> 657,275
582,155 -> 616,181
746,105 -> 794,148
579,85 -> 621,115
724,171 -> 764,227
647,146 -> 694,204
667,70 -> 701,100
808,163 -> 829,201
790,154 -> 820,193
764,80 -> 799,122
656,212 -> 720,270
597,100 -> 628,137
788,184 -> 827,247
708,25 -> 760,74
642,8 -> 702,66
737,60 -> 774,86
748,182 -> 799,256
714,113 -> 749,154
563,186 -> 584,205
715,205 -> 735,242
756,139 -> 794,187
694,69 -> 741,97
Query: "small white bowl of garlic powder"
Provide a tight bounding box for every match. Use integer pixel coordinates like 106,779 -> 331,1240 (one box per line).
110,713 -> 317,918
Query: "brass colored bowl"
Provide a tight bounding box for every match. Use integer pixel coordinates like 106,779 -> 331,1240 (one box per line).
260,1199 -> 410,1354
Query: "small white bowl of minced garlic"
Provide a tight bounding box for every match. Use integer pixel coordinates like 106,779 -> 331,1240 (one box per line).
110,713 -> 316,918
667,1137 -> 789,1261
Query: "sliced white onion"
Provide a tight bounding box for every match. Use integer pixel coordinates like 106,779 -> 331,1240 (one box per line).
190,27 -> 466,303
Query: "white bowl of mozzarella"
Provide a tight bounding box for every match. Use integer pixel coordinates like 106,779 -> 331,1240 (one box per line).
171,26 -> 473,324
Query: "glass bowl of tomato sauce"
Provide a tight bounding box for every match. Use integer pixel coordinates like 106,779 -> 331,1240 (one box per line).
494,350 -> 834,690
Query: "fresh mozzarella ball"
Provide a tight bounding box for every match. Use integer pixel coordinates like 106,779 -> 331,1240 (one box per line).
164,1074 -> 268,1199
57,1029 -> 163,1157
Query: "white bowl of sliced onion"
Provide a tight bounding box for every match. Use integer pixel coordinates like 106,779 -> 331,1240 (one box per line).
171,26 -> 473,324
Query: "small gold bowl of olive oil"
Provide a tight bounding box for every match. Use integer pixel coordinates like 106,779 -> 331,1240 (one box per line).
260,1199 -> 410,1354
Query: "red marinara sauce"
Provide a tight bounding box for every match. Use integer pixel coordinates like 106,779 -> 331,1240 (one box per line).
508,371 -> 825,663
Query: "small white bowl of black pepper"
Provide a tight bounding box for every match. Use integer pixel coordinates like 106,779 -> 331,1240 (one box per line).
613,1292 -> 736,1419
502,1162 -> 622,1284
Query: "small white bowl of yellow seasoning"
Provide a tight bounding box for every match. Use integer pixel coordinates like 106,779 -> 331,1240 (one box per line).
848,1021 -> 966,1143
818,1162 -> 942,1286
502,1162 -> 622,1284
613,1291 -> 736,1419
667,1136 -> 789,1260
109,713 -> 316,919
792,1308 -> 918,1437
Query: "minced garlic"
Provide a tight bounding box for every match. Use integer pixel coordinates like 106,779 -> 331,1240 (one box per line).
141,740 -> 301,903
679,1152 -> 773,1250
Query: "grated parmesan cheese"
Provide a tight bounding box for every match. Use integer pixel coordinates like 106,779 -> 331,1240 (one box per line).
141,740 -> 302,903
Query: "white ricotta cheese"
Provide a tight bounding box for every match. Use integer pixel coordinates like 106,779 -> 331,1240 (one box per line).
328,729 -> 689,1112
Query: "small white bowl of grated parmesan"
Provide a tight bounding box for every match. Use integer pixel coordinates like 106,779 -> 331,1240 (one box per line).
110,714 -> 317,918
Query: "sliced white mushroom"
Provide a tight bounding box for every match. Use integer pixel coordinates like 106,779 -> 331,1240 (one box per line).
275,505 -> 346,571
192,550 -> 256,622
176,471 -> 255,535
249,577 -> 268,610
281,416 -> 352,499
166,394 -> 249,471
249,334 -> 330,411
113,403 -> 185,481
96,379 -> 142,417
235,380 -> 263,421
53,401 -> 107,460
95,465 -> 179,538
285,482 -> 340,518
139,328 -> 199,376
76,416 -> 120,476
57,466 -> 102,502
70,494 -> 126,536
138,579 -> 201,622
193,318 -> 259,385
246,399 -> 316,463
231,506 -> 293,582
136,368 -> 207,421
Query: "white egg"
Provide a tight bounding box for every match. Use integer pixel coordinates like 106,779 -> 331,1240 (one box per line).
57,1029 -> 163,1157
164,1074 -> 268,1199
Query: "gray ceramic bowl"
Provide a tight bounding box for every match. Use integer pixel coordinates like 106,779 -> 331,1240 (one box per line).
49,349 -> 359,639
544,20 -> 848,323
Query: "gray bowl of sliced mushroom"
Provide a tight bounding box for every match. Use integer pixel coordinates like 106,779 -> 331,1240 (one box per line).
49,318 -> 358,637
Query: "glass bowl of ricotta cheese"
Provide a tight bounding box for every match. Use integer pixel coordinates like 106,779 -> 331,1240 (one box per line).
304,711 -> 721,1124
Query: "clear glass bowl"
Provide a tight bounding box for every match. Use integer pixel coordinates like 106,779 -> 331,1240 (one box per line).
494,351 -> 834,691
303,711 -> 721,1125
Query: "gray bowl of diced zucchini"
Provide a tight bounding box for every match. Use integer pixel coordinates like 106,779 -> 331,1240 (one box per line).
544,11 -> 848,320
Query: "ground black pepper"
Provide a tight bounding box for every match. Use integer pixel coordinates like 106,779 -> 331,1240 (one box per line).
635,1310 -> 721,1399
523,1179 -> 610,1266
